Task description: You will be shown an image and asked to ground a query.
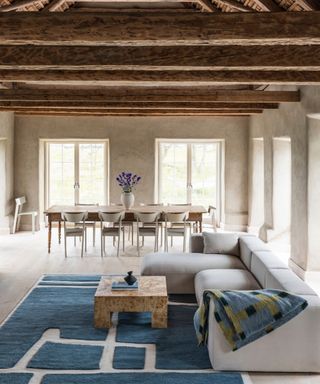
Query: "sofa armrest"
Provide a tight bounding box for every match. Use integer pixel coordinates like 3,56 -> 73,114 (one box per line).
190,234 -> 204,253
207,294 -> 320,372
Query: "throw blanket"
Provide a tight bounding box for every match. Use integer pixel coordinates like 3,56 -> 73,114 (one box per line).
194,289 -> 308,351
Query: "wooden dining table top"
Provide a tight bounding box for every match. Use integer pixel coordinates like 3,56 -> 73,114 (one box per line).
45,204 -> 208,215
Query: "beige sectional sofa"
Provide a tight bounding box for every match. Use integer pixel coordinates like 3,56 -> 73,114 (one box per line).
141,233 -> 320,372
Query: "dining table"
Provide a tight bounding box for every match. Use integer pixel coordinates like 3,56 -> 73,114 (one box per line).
44,204 -> 207,253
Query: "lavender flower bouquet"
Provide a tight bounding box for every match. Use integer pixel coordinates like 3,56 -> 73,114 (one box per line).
116,172 -> 141,193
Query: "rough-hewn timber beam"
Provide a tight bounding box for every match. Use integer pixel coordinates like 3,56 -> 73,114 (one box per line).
0,69 -> 319,85
0,89 -> 300,102
1,12 -> 320,45
0,101 -> 278,109
0,45 -> 319,70
9,109 -> 261,116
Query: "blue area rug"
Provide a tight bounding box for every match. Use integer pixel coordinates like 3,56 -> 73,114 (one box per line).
113,347 -> 146,369
0,275 -> 244,384
0,286 -> 107,368
0,373 -> 33,384
42,373 -> 244,384
27,342 -> 103,370
117,305 -> 211,369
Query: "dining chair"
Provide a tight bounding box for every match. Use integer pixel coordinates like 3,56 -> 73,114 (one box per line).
167,203 -> 193,237
61,211 -> 88,258
110,203 -> 134,245
12,196 -> 38,234
75,203 -> 99,247
135,211 -> 160,257
98,211 -> 125,257
164,211 -> 188,252
139,203 -> 164,246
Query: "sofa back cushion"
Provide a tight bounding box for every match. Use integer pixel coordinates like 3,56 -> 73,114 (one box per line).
250,250 -> 288,286
239,235 -> 270,269
189,233 -> 204,253
202,232 -> 240,256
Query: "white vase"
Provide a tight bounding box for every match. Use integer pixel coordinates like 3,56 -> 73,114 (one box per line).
121,192 -> 135,209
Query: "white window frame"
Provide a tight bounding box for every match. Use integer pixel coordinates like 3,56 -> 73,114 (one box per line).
155,138 -> 224,224
43,139 -> 110,209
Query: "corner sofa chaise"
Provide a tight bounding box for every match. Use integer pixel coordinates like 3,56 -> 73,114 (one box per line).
141,233 -> 320,372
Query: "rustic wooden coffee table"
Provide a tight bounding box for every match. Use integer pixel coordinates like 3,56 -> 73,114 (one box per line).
94,276 -> 168,329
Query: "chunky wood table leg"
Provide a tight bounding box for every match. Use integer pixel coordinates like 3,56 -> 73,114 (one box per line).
58,220 -> 61,244
152,306 -> 168,328
94,299 -> 112,328
48,219 -> 52,254
199,219 -> 202,233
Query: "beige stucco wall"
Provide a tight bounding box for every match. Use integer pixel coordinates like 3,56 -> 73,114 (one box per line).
14,115 -> 249,230
249,85 -> 320,273
0,112 -> 14,233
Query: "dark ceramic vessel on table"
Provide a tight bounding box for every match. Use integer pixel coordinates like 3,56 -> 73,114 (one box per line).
124,271 -> 137,286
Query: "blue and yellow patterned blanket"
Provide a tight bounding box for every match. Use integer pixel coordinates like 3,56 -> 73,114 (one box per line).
194,289 -> 308,351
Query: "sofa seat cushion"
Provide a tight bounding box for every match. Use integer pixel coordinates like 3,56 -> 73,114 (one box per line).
195,269 -> 261,304
239,235 -> 271,269
202,232 -> 240,256
251,250 -> 289,287
141,252 -> 245,294
265,268 -> 317,296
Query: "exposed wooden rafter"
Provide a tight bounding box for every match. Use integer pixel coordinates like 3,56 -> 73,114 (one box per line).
0,88 -> 300,102
0,100 -> 279,109
1,69 -> 319,85
253,0 -> 283,12
217,0 -> 253,12
0,45 -> 318,70
197,0 -> 218,12
1,12 -> 320,45
0,0 -> 38,12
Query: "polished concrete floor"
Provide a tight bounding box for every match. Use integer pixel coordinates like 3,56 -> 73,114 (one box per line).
0,228 -> 319,384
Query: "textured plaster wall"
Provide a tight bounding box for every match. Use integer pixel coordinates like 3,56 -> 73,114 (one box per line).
307,117 -> 320,271
0,112 -> 14,233
14,115 -> 249,229
249,85 -> 320,273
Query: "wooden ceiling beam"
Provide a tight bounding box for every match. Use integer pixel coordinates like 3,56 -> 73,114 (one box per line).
10,108 -> 261,116
0,45 -> 319,70
1,69 -> 320,85
0,100 -> 279,109
14,113 -> 254,117
0,88 -> 300,102
0,0 -> 38,12
1,12 -> 320,45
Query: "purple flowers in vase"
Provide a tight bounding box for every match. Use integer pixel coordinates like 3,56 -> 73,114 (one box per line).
116,172 -> 141,193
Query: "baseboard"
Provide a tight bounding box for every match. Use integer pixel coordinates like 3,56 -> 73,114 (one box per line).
19,224 -> 40,232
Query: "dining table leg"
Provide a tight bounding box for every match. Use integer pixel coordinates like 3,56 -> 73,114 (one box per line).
58,220 -> 61,244
48,219 -> 52,254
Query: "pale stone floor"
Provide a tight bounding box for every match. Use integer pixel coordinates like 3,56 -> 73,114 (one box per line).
0,228 -> 319,384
